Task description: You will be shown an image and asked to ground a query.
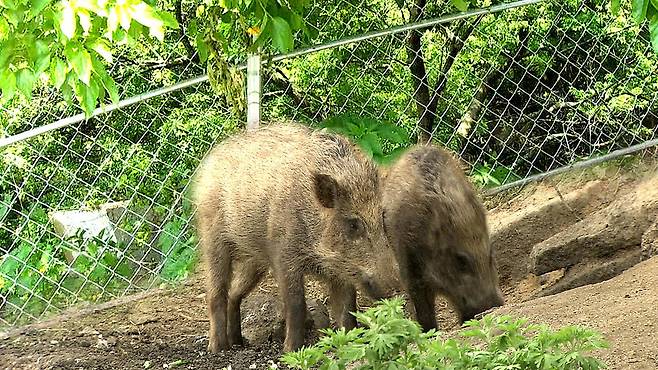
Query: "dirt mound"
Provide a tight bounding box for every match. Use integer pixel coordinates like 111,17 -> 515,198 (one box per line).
494,256 -> 658,370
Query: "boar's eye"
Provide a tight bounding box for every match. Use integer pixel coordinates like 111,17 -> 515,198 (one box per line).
346,217 -> 365,239
455,252 -> 475,274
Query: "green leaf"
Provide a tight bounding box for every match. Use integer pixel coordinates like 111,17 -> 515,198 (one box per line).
0,0 -> 17,10
650,9 -> 658,53
632,0 -> 649,24
101,74 -> 119,103
158,10 -> 179,29
289,11 -> 303,29
196,33 -> 209,63
78,9 -> 91,33
271,16 -> 293,53
0,68 -> 16,103
32,40 -> 51,74
375,123 -> 408,144
452,0 -> 469,12
60,1 -> 76,39
0,17 -> 9,41
34,51 -> 51,74
61,78 -> 74,103
5,8 -> 24,25
358,137 -> 374,158
362,132 -> 384,156
107,6 -> 119,33
28,0 -> 49,19
75,78 -> 99,115
50,58 -> 67,88
89,39 -> 113,63
16,68 -> 36,99
131,2 -> 165,41
65,45 -> 92,85
611,0 -> 621,14
0,41 -> 12,68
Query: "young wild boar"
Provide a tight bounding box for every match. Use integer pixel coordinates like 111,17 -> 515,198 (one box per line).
382,144 -> 504,331
193,123 -> 388,353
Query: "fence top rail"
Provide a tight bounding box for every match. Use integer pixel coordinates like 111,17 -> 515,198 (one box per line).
0,0 -> 542,149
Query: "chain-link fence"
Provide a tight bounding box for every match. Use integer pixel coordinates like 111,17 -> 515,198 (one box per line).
1,0 -> 657,327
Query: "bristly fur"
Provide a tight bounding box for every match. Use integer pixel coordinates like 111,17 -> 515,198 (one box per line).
382,144 -> 504,330
193,122 -> 388,353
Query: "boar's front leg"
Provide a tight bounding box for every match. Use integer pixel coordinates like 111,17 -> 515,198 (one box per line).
278,268 -> 307,352
328,281 -> 357,330
408,281 -> 437,332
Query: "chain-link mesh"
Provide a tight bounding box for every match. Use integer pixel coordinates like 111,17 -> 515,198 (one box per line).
1,0 -> 657,327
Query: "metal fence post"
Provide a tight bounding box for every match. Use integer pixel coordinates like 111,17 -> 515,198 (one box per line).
246,53 -> 262,131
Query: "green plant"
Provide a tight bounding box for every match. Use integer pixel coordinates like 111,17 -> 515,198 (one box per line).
157,202 -> 198,282
320,114 -> 411,164
471,162 -> 522,189
0,0 -> 179,115
281,297 -> 608,370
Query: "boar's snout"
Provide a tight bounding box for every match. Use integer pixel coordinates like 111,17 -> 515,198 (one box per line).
459,290 -> 505,323
360,273 -> 386,301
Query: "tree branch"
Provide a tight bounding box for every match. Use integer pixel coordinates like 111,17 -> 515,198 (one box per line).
428,15 -> 483,115
175,0 -> 199,63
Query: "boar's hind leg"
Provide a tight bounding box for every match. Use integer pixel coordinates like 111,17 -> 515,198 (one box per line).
278,269 -> 307,352
227,260 -> 266,346
328,281 -> 357,330
205,239 -> 233,353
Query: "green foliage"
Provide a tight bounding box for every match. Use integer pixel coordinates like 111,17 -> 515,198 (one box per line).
158,200 -> 198,282
612,0 -> 658,52
319,114 -> 411,164
281,298 -> 608,370
471,162 -> 522,189
191,0 -> 313,110
0,0 -> 179,115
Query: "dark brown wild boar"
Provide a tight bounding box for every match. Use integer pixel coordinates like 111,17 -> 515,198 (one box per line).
382,144 -> 504,331
193,123 -> 388,353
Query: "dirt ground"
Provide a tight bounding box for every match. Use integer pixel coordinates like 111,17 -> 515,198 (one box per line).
2,159 -> 658,370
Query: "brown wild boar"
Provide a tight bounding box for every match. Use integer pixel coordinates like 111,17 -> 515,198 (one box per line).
382,144 -> 504,331
193,123 -> 388,353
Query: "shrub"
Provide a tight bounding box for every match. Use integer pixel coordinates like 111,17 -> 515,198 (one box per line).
281,297 -> 608,370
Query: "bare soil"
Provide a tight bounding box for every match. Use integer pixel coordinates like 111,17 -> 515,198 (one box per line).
2,160 -> 658,370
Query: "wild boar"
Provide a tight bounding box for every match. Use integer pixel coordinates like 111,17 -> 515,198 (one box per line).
382,144 -> 504,331
193,123 -> 388,353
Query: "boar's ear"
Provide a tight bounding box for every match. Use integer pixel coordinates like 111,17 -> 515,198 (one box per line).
313,173 -> 340,209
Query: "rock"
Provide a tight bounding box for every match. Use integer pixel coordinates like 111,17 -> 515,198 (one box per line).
489,180 -> 610,282
529,176 -> 658,275
641,219 -> 658,260
535,249 -> 642,298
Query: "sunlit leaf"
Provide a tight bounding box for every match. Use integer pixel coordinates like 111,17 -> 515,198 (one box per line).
131,2 -> 165,41
78,9 -> 91,33
89,39 -> 113,63
60,1 -> 76,39
65,45 -> 92,85
50,58 -> 67,88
